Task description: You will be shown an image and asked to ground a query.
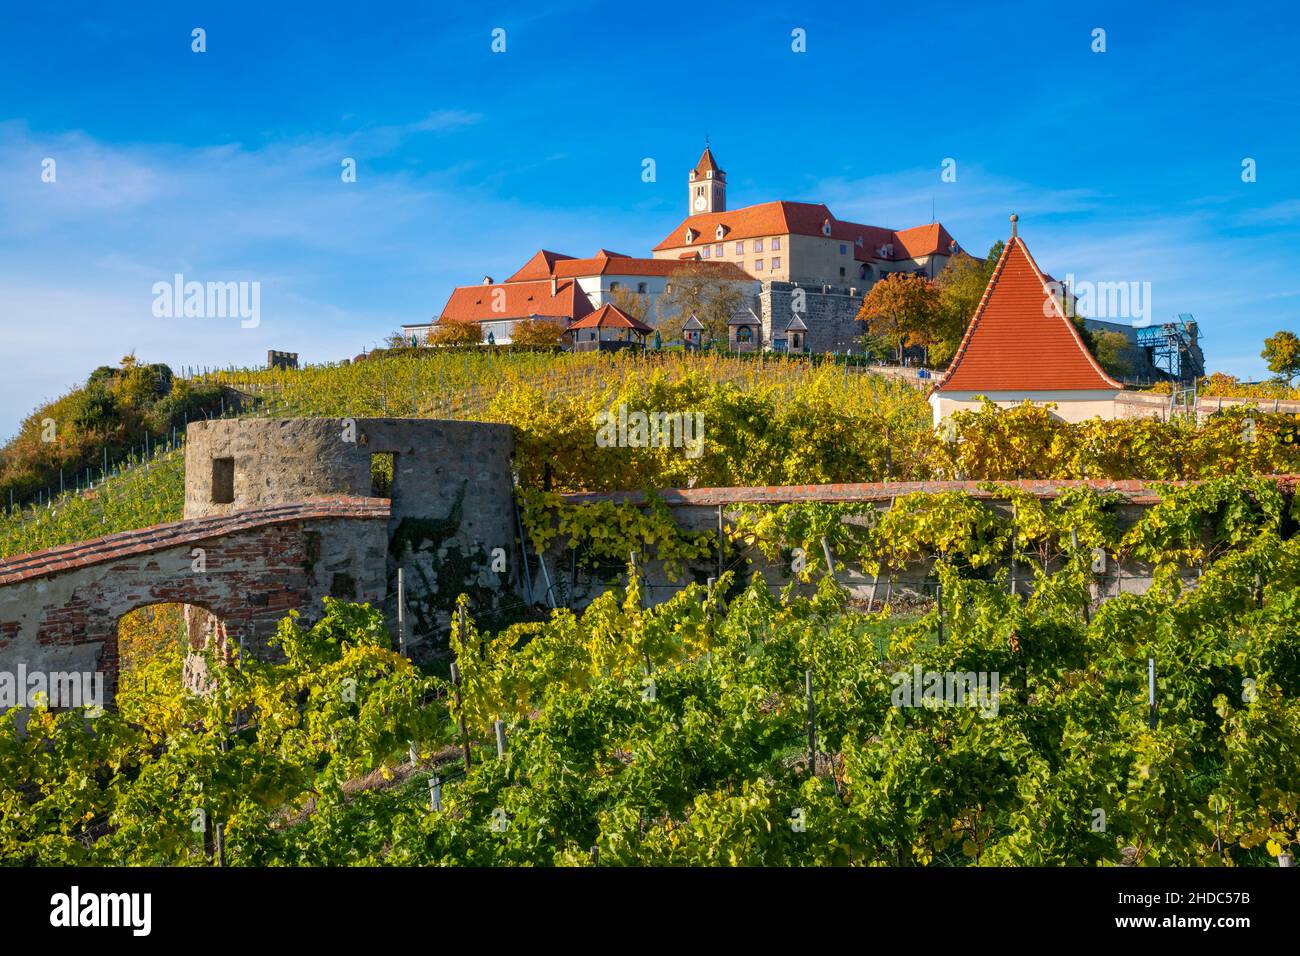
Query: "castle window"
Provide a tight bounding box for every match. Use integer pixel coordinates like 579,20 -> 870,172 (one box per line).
734,241 -> 744,254
701,246 -> 710,258
370,453 -> 395,497
714,243 -> 723,256
211,458 -> 234,504
610,281 -> 621,291
839,267 -> 846,278
840,244 -> 848,255
736,326 -> 753,343
771,237 -> 781,250
754,259 -> 764,271
637,282 -> 647,294
771,257 -> 781,271
755,239 -> 764,252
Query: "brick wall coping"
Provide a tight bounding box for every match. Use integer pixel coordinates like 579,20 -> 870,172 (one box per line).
561,476 -> 1300,509
0,497 -> 391,586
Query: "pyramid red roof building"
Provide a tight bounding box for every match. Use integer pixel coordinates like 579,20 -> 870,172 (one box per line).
691,145 -> 723,178
929,216 -> 1123,425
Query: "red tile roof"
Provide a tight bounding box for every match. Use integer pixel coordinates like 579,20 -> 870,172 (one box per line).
438,277 -> 593,325
567,303 -> 654,333
893,222 -> 959,259
554,256 -> 751,281
933,235 -> 1123,393
652,200 -> 950,263
0,498 -> 390,586
503,248 -> 751,281
691,146 -> 723,178
505,249 -> 575,282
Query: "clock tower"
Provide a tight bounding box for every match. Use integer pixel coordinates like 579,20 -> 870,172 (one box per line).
688,144 -> 726,215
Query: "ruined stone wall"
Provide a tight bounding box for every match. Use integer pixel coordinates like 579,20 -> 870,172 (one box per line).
537,479 -> 1229,613
0,503 -> 388,703
184,418 -> 520,656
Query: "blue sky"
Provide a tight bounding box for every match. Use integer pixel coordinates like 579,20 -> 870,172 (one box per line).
1,0 -> 1297,440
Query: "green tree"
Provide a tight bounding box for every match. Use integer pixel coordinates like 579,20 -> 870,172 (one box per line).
982,240 -> 1005,279
1091,329 -> 1137,380
933,255 -> 988,365
1261,330 -> 1300,386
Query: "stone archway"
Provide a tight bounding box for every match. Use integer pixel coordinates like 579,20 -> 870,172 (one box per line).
114,600 -> 231,699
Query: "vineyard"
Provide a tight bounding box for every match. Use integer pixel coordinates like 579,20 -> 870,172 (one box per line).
2,350 -> 1297,867
2,351 -> 1298,561
3,498 -> 1297,865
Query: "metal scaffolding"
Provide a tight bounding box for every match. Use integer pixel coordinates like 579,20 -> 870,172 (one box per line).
1136,314 -> 1204,384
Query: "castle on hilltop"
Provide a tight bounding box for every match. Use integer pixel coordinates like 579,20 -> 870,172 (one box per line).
406,146 -> 968,354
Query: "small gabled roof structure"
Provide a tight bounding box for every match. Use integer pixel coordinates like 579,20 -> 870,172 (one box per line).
567,303 -> 654,334
932,218 -> 1122,394
728,307 -> 762,326
682,315 -> 704,331
784,314 -> 808,332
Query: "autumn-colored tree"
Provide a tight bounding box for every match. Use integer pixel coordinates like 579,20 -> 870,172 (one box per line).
1262,330 -> 1300,386
855,273 -> 941,364
427,321 -> 483,346
510,317 -> 568,346
608,288 -> 651,323
657,269 -> 744,344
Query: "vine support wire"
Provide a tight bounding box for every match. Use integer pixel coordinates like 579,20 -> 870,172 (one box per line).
1009,499 -> 1019,597
397,567 -> 406,658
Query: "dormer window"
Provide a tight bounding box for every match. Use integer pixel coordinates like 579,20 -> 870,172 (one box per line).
685,228 -> 697,243
707,170 -> 713,178
821,220 -> 832,237
715,225 -> 726,240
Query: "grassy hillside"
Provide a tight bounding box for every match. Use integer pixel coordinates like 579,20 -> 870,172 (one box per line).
0,357 -> 229,511
0,447 -> 184,560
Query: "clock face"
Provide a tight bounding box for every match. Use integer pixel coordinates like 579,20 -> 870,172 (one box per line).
693,194 -> 707,212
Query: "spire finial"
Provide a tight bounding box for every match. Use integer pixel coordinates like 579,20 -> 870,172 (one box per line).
705,134 -> 710,148
1009,212 -> 1019,238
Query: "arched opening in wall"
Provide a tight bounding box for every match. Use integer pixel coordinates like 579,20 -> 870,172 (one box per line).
115,602 -> 228,701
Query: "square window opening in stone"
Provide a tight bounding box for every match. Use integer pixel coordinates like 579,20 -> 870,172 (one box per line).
211,457 -> 235,504
370,453 -> 395,497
